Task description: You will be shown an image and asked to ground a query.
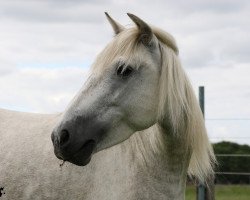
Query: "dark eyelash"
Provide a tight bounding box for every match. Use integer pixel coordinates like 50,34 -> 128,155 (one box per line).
117,64 -> 124,75
116,64 -> 133,77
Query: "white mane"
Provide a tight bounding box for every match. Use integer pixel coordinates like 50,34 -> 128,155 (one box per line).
91,26 -> 215,182
154,27 -> 216,181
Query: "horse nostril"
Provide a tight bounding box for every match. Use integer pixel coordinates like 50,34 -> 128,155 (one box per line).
59,129 -> 70,146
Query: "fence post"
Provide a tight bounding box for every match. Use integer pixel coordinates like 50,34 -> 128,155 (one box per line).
197,86 -> 215,200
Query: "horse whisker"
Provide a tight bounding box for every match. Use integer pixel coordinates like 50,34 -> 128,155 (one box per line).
59,160 -> 66,168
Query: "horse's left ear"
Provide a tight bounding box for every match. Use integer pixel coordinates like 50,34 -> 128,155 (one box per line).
105,12 -> 125,35
127,13 -> 153,46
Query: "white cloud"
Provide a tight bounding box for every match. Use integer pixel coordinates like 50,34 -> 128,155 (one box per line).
0,67 -> 89,113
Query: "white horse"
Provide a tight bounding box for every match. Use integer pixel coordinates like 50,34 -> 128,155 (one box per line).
0,13 -> 215,200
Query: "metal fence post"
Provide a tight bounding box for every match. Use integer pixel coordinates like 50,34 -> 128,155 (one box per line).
197,86 -> 215,200
199,86 -> 205,116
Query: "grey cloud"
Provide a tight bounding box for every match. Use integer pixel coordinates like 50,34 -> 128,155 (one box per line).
166,0 -> 249,15
0,68 -> 14,76
0,67 -> 89,113
180,27 -> 250,68
0,1 -> 111,23
220,31 -> 250,63
0,60 -> 17,76
0,0 -> 249,70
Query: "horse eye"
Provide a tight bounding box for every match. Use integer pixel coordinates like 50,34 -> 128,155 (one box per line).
117,65 -> 133,77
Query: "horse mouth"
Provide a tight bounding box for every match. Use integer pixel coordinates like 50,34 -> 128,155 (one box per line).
56,140 -> 96,166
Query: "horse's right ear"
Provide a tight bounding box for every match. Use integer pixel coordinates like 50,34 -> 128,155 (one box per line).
127,13 -> 153,46
105,12 -> 125,35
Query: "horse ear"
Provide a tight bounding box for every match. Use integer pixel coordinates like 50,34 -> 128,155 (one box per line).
105,12 -> 125,35
127,13 -> 153,46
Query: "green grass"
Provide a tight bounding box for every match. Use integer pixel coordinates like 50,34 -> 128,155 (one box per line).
186,185 -> 250,200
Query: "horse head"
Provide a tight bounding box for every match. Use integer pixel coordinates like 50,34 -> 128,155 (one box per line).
51,13 -> 163,166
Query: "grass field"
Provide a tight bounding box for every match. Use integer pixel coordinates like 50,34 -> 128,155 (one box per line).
186,185 -> 250,200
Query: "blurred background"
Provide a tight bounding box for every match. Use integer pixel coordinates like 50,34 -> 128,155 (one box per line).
0,1 -> 249,199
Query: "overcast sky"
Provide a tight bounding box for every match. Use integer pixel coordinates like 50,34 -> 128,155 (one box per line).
0,0 -> 249,144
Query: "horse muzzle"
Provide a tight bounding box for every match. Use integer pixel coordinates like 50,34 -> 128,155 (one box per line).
51,115 -> 108,166
51,131 -> 96,166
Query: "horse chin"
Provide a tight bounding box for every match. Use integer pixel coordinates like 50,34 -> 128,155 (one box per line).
68,155 -> 92,166
67,139 -> 96,166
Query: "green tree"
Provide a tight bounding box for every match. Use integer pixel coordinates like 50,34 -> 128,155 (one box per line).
213,141 -> 250,184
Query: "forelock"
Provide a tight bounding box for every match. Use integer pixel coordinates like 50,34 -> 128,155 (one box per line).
152,26 -> 179,55
91,26 -> 178,74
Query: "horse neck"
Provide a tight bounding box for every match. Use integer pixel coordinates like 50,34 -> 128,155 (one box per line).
127,124 -> 190,199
